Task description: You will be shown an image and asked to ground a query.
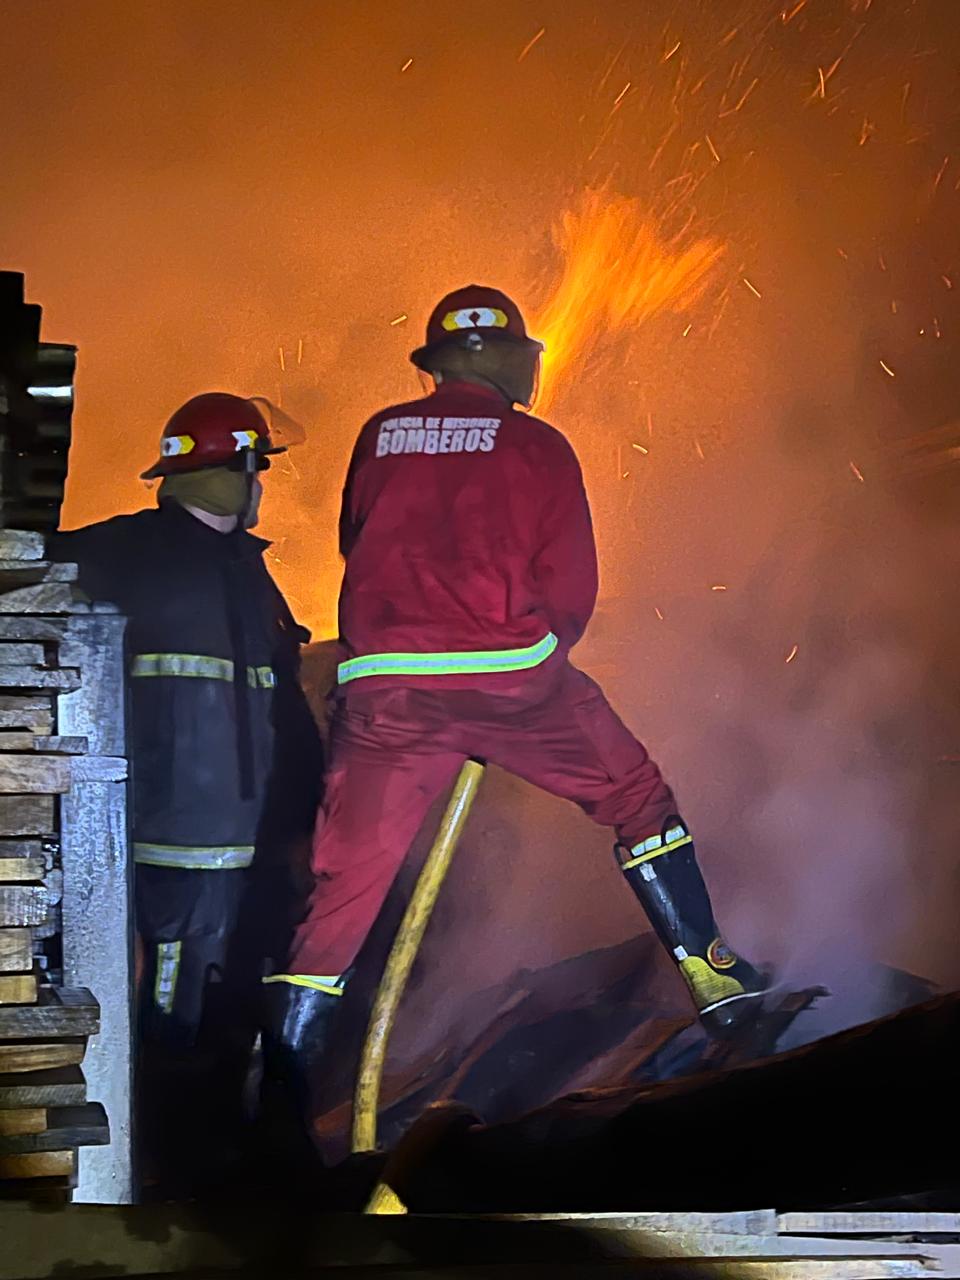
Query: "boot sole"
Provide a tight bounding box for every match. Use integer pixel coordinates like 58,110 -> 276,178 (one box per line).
699,988 -> 769,1018
698,987 -> 772,1036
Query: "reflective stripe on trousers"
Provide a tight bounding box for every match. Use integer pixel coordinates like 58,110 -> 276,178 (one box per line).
618,823 -> 692,871
134,843 -> 255,870
154,941 -> 182,1013
337,631 -> 558,685
262,973 -> 347,997
130,653 -> 276,688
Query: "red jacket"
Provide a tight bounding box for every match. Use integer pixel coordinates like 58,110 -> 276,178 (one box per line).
337,380 -> 598,688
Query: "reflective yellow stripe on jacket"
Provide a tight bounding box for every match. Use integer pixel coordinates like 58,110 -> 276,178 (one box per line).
133,843 -> 255,870
337,632 -> 558,685
130,653 -> 276,688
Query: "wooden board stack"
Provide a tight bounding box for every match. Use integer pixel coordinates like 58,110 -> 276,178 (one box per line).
0,529 -> 108,1199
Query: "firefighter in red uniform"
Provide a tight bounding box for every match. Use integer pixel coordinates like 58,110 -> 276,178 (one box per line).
265,286 -> 767,1096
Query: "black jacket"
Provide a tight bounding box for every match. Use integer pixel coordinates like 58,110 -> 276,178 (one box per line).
48,503 -> 322,870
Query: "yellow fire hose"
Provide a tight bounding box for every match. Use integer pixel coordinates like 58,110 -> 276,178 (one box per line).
352,758 -> 485,1179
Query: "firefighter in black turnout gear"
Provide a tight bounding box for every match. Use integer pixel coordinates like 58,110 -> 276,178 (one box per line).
48,393 -> 322,1196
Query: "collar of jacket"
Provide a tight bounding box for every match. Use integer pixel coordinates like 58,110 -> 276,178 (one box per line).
157,499 -> 270,557
430,379 -> 511,407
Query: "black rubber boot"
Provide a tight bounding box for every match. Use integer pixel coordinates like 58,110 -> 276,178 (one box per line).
259,981 -> 342,1170
616,822 -> 769,1036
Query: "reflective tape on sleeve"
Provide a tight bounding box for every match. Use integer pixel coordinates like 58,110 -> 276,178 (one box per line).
619,824 -> 692,871
337,632 -> 558,685
134,843 -> 255,870
131,653 -> 276,689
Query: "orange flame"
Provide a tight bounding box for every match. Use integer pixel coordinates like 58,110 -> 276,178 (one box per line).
533,189 -> 724,411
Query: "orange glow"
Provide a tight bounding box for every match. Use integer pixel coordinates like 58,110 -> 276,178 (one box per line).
533,189 -> 724,411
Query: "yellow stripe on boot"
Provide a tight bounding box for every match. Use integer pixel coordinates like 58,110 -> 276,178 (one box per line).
678,956 -> 746,1011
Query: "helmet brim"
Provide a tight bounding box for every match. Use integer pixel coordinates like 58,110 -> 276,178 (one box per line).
410,332 -> 544,372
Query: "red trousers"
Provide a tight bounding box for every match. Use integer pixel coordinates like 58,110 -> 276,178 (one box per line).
287,660 -> 679,978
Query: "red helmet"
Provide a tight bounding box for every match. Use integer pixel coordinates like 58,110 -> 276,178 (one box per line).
140,393 -> 287,480
410,284 -> 544,371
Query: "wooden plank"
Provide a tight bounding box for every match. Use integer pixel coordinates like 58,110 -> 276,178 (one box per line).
0,617 -> 68,642
0,795 -> 55,837
0,1219 -> 948,1280
0,1041 -> 85,1074
507,1211 -> 778,1235
0,986 -> 98,1038
779,1211 -> 960,1235
0,1066 -> 86,1108
0,971 -> 37,1004
0,644 -> 45,665
0,839 -> 56,874
0,857 -> 44,881
0,756 -> 71,794
0,668 -> 80,693
484,1221 -> 960,1265
0,532 -> 44,561
0,1175 -> 73,1203
0,929 -> 31,973
567,1233 -> 953,1260
0,885 -> 46,927
0,1102 -> 108,1154
0,584 -> 73,615
0,735 -> 87,755
0,1150 -> 73,1179
0,839 -> 44,857
0,1108 -> 45,1135
0,1206 -> 955,1280
32,736 -> 86,755
0,696 -> 54,734
0,562 -> 76,588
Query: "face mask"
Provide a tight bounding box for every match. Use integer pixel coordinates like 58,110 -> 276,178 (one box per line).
158,466 -> 250,517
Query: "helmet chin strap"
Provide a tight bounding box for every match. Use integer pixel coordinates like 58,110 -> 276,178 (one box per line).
239,449 -> 259,530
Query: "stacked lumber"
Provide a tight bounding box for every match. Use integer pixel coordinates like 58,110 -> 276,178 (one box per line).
0,529 -> 108,1199
0,268 -> 76,535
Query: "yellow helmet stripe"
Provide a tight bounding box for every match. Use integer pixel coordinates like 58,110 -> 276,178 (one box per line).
440,307 -> 510,332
